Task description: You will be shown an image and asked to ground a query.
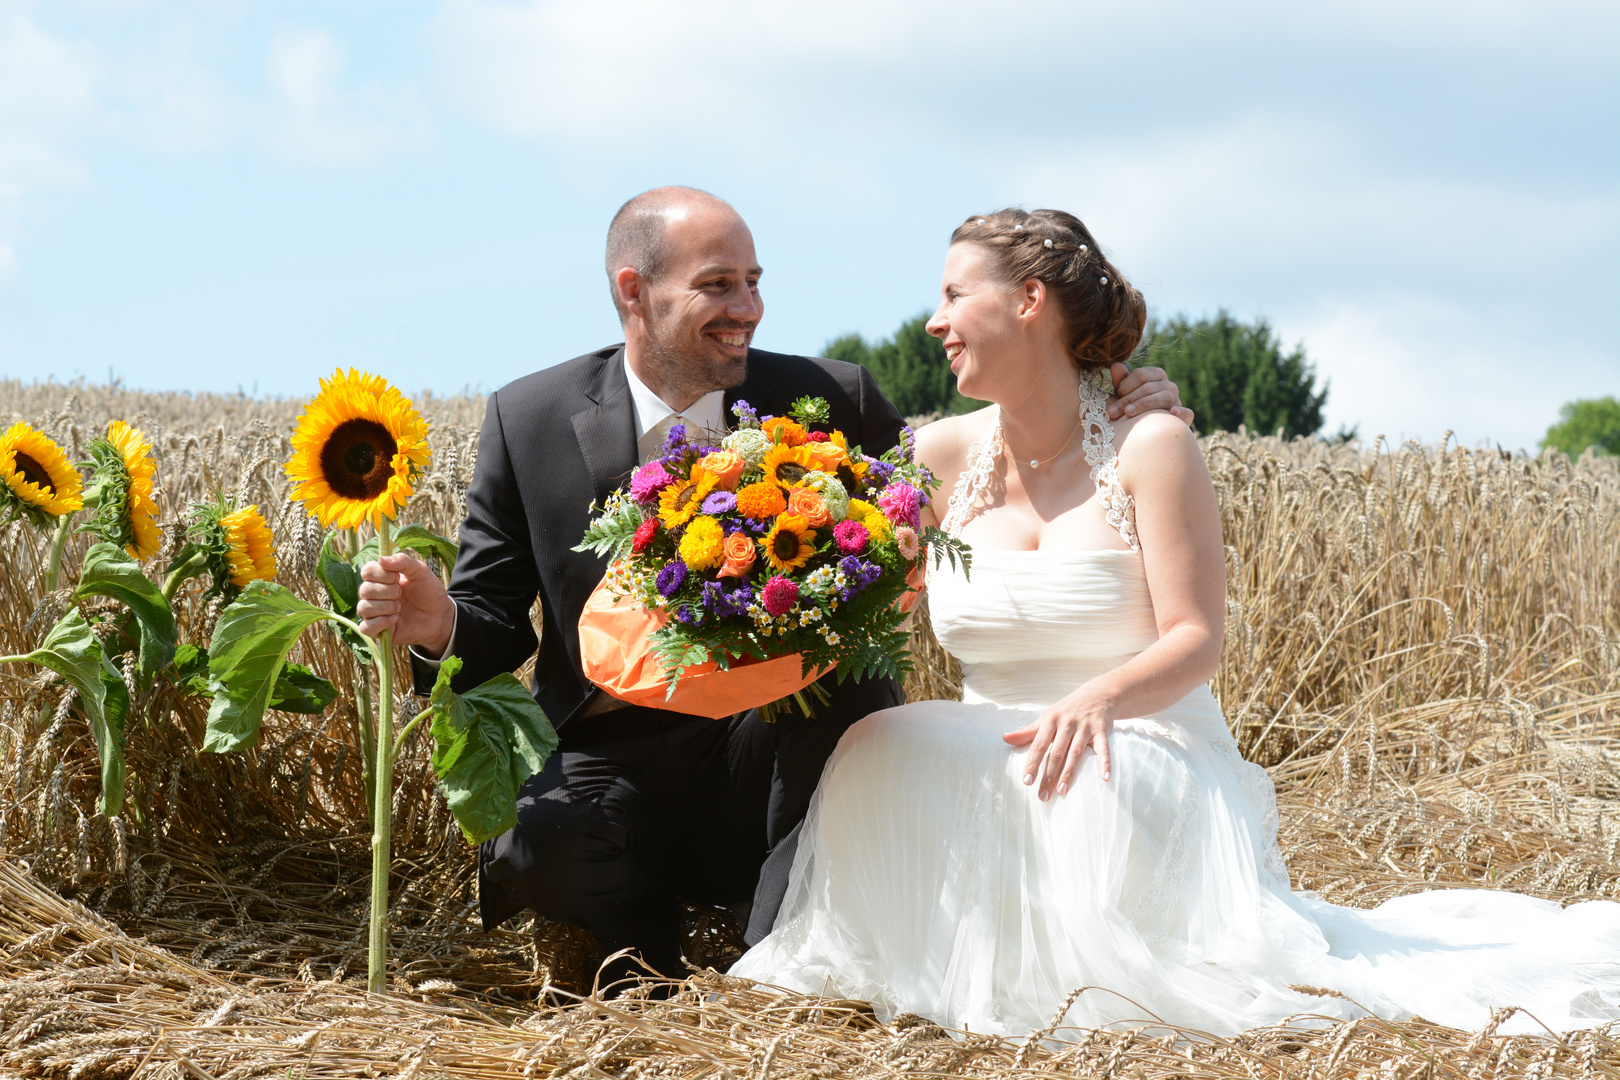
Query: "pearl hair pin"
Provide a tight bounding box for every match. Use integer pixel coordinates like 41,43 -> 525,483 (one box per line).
1043,238 -> 1053,249
1100,276 -> 1108,284
1079,244 -> 1088,252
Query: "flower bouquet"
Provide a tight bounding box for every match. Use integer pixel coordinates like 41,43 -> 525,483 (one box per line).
575,396 -> 969,719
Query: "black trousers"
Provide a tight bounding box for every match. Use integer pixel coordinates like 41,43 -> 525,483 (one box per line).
476,673 -> 903,987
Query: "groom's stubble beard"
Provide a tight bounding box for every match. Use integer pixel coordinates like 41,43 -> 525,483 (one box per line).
642,298 -> 752,405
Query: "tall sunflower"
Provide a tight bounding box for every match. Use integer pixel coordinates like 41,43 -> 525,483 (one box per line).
82,421 -> 161,561
0,422 -> 83,527
286,369 -> 431,531
762,513 -> 816,573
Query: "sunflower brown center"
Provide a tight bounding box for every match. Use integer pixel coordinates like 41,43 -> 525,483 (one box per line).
776,463 -> 807,486
12,452 -> 54,494
674,486 -> 699,512
319,419 -> 396,500
772,529 -> 801,560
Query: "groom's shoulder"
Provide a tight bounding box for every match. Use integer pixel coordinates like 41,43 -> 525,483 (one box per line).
489,345 -> 622,418
745,347 -> 875,402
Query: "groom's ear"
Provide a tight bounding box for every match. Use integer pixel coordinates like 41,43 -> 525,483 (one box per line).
615,266 -> 647,322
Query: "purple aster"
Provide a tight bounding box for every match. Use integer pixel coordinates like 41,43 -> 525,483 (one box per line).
701,491 -> 738,515
863,457 -> 897,485
836,555 -> 883,600
655,560 -> 687,597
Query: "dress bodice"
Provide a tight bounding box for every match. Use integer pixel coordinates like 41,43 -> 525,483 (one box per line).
929,552 -> 1156,707
931,370 -> 1154,708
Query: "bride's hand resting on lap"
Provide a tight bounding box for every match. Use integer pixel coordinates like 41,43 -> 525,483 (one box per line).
1004,685 -> 1116,798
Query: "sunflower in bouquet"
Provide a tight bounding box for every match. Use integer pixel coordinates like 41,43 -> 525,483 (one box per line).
577,396 -> 969,718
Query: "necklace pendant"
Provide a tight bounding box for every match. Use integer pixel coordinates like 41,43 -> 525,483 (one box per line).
1029,459 -> 1039,468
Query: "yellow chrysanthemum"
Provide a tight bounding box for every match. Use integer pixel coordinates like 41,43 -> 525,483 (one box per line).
658,470 -> 718,530
677,515 -> 725,571
221,505 -> 278,588
286,369 -> 431,531
848,498 -> 891,543
0,422 -> 83,519
761,443 -> 818,492
106,421 -> 161,561
762,513 -> 816,573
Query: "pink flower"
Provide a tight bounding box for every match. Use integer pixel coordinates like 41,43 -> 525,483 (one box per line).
761,576 -> 799,616
630,462 -> 675,504
877,482 -> 922,528
833,519 -> 869,555
805,430 -> 831,443
894,525 -> 920,561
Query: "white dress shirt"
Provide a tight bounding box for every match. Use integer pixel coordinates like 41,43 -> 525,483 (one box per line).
624,354 -> 727,464
415,354 -> 728,668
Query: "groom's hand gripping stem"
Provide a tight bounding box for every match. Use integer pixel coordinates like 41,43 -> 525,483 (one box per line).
357,550 -> 456,656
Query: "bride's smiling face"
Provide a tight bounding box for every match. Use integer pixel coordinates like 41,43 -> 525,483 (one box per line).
926,243 -> 1035,402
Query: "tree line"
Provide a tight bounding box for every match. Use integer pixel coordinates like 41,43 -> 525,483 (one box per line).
827,312 -> 1620,456
827,310 -> 1331,439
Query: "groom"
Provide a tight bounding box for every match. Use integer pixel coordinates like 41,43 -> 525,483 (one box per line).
355,186 -> 1187,988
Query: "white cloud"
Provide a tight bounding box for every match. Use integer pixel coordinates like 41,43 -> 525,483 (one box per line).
0,5 -> 98,288
264,28 -> 429,168
430,0 -> 924,143
997,117 -> 1619,448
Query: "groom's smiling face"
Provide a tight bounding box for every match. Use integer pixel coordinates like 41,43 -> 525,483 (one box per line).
639,203 -> 763,400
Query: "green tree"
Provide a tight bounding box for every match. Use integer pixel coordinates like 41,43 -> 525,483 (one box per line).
1542,396 -> 1620,457
1139,311 -> 1327,438
825,313 -> 985,419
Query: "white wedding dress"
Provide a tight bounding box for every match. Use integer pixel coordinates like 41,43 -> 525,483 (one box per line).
731,379 -> 1620,1037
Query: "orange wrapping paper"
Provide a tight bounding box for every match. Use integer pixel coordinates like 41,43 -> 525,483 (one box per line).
577,577 -> 829,719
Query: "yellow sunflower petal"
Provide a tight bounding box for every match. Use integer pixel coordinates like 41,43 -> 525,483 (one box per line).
0,422 -> 84,517
285,368 -> 430,530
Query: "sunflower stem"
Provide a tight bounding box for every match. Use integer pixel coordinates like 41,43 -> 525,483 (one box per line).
44,513 -> 73,593
367,517 -> 396,995
160,551 -> 211,604
354,657 -> 377,823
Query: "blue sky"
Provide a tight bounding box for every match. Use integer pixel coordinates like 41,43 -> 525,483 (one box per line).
1,0 -> 1615,450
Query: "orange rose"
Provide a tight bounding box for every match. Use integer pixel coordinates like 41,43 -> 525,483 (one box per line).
787,487 -> 832,528
805,441 -> 846,474
717,530 -> 757,579
698,450 -> 746,491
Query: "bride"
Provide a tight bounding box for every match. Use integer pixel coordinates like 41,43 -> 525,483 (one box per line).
729,208 -> 1620,1036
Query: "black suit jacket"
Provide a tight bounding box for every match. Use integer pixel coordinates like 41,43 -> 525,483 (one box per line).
412,344 -> 908,725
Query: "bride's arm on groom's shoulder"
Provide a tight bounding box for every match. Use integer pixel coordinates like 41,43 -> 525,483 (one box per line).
1003,412 -> 1224,800
1107,361 -> 1196,428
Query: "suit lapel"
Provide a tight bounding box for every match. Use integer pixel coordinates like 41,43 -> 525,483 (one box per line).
572,347 -> 639,500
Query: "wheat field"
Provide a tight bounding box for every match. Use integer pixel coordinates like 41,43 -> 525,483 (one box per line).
2,376 -> 1619,1079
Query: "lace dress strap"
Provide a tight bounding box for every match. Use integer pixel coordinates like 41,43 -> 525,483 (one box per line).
1080,368 -> 1139,551
941,406 -> 1003,539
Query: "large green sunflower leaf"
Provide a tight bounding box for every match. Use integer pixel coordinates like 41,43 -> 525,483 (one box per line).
74,542 -> 176,685
428,656 -> 557,845
8,609 -> 126,815
202,581 -> 334,753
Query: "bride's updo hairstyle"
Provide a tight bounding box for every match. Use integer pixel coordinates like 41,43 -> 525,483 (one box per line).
951,209 -> 1146,374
